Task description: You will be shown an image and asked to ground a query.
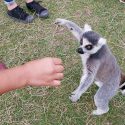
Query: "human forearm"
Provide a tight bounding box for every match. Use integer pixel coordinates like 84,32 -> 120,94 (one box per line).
0,65 -> 26,94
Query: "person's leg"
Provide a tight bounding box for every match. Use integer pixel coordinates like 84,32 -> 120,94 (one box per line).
26,0 -> 49,18
4,0 -> 17,10
4,0 -> 34,23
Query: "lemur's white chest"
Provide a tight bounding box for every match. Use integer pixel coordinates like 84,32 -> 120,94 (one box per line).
80,53 -> 90,73
80,53 -> 90,65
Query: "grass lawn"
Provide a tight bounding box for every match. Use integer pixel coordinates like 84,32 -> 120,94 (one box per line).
0,0 -> 125,124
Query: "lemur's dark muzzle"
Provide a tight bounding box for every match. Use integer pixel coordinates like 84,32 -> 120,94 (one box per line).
77,47 -> 84,54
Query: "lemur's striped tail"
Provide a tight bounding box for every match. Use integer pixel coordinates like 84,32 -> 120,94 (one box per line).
119,73 -> 125,95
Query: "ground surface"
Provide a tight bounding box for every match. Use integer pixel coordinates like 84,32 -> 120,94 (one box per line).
0,0 -> 125,125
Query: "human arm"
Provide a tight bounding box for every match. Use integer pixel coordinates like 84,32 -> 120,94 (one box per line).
0,57 -> 64,94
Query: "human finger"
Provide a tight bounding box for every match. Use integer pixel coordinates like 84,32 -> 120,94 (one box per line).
54,65 -> 64,73
53,58 -> 63,65
53,73 -> 64,80
51,80 -> 61,86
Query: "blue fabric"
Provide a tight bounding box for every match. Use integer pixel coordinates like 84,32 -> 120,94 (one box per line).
4,0 -> 15,5
4,0 -> 13,2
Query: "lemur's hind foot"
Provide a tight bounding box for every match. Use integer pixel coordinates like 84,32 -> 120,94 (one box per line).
119,73 -> 125,95
92,108 -> 109,116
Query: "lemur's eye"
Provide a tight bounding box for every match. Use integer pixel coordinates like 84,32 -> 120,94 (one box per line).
85,45 -> 93,50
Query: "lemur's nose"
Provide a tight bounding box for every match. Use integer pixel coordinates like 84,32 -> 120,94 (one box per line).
77,47 -> 84,54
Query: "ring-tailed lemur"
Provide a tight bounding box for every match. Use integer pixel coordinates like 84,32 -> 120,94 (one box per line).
55,18 -> 125,115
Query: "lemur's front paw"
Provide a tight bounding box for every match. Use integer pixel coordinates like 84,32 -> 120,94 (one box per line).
69,93 -> 80,103
71,89 -> 79,95
55,18 -> 68,25
92,108 -> 109,116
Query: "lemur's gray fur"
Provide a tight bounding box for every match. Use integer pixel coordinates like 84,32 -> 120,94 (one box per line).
55,18 -> 125,115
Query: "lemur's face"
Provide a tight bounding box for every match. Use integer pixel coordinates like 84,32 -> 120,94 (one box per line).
77,31 -> 106,55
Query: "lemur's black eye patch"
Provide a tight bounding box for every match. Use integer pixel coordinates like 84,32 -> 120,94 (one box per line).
85,44 -> 93,50
80,39 -> 83,45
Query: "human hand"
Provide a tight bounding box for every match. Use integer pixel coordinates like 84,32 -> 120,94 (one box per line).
23,57 -> 64,87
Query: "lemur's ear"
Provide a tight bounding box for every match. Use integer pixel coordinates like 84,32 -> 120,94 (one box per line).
98,38 -> 107,45
83,24 -> 92,33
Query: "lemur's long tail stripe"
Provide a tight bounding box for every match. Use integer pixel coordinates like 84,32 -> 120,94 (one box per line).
119,73 -> 125,90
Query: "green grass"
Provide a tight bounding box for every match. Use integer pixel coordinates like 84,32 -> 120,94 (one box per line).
0,0 -> 125,124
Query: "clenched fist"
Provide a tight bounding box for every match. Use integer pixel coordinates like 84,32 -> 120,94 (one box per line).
24,57 -> 64,86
